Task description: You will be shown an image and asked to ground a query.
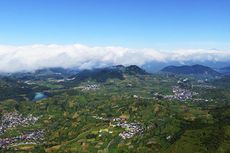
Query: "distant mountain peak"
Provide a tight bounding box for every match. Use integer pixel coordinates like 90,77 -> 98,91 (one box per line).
70,65 -> 148,83
218,66 -> 230,75
161,64 -> 220,76
124,65 -> 149,75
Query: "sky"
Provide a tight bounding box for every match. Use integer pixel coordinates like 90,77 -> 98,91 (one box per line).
0,0 -> 230,49
0,0 -> 230,72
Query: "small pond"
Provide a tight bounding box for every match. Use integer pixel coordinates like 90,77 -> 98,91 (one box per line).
33,92 -> 47,101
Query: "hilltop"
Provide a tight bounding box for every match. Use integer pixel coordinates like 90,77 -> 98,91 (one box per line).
70,65 -> 149,83
218,66 -> 230,75
161,64 -> 220,76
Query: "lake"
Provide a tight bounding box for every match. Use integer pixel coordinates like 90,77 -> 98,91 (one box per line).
33,92 -> 47,101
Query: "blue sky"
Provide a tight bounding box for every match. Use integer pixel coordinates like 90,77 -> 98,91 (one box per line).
0,0 -> 230,50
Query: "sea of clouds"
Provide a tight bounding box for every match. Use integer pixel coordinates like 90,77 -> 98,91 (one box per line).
0,44 -> 229,73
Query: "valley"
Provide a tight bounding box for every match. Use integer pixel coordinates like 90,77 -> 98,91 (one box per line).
0,65 -> 230,152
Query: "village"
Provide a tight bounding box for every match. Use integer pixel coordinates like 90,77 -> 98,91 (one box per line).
93,116 -> 144,140
73,84 -> 101,91
0,112 -> 41,135
172,86 -> 197,101
81,84 -> 100,91
0,130 -> 44,148
152,84 -> 213,103
153,86 -> 196,102
116,122 -> 143,140
0,112 -> 44,148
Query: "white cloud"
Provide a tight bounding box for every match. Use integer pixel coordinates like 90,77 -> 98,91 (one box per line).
0,44 -> 229,72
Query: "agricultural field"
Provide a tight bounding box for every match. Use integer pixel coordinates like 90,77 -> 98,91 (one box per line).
1,66 -> 230,152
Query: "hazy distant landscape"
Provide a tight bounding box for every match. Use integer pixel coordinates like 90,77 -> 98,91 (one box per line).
1,0 -> 230,152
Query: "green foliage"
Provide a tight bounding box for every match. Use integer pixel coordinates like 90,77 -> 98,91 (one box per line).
1,72 -> 230,152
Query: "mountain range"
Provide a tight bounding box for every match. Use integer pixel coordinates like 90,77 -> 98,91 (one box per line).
2,64 -> 230,83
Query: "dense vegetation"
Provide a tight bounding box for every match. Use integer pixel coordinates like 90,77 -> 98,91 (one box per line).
0,65 -> 230,152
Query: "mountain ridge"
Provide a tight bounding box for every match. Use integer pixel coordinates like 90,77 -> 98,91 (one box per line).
160,64 -> 220,76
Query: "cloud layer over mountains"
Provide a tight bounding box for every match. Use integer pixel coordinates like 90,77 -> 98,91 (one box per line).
0,44 -> 229,73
